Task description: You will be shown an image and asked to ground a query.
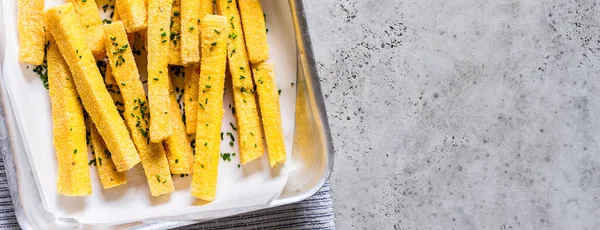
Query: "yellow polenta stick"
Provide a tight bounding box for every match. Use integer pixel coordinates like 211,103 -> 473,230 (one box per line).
116,0 -> 148,32
17,0 -> 45,65
253,62 -> 286,167
184,65 -> 199,134
104,63 -> 117,85
164,73 -> 194,174
103,63 -> 126,117
67,0 -> 106,60
47,32 -> 91,196
113,3 -> 120,21
104,21 -> 174,196
199,0 -> 214,20
88,120 -> 127,189
148,0 -> 174,143
237,0 -> 269,63
216,0 -> 264,164
191,15 -> 228,201
180,0 -> 200,65
168,0 -> 182,65
183,0 -> 213,134
46,3 -> 140,172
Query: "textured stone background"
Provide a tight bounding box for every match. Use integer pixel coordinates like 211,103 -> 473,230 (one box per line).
303,0 -> 600,229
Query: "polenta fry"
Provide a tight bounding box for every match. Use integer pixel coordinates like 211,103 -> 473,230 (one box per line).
148,0 -> 174,143
47,32 -> 92,196
168,0 -> 183,65
113,2 -> 120,21
17,0 -> 45,65
253,62 -> 286,167
184,0 -> 213,134
180,0 -> 200,65
116,0 -> 148,33
237,0 -> 269,63
67,0 -> 106,60
199,0 -> 214,20
184,65 -> 199,134
191,15 -> 228,201
104,63 -> 117,85
104,21 -> 174,196
46,3 -> 141,172
216,0 -> 264,164
103,63 -> 126,118
88,120 -> 127,189
164,73 -> 194,174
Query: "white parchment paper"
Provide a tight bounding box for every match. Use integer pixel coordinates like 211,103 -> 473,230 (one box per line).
1,0 -> 296,224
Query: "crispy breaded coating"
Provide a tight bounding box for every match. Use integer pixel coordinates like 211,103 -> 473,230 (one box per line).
180,0 -> 200,65
163,73 -> 194,174
88,121 -> 127,189
117,0 -> 148,32
17,0 -> 45,65
237,0 -> 269,63
253,62 -> 286,167
67,0 -> 107,60
147,0 -> 175,142
191,15 -> 228,201
168,0 -> 182,65
47,32 -> 92,196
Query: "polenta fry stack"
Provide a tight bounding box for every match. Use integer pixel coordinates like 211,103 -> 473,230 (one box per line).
216,0 -> 264,164
89,120 -> 127,189
168,0 -> 183,65
116,0 -> 148,33
67,0 -> 106,60
184,0 -> 213,134
164,73 -> 194,174
148,0 -> 174,143
253,62 -> 286,167
191,15 -> 228,201
237,0 -> 269,63
17,0 -> 45,65
45,3 -> 140,172
180,0 -> 200,65
47,32 -> 92,196
104,21 -> 174,196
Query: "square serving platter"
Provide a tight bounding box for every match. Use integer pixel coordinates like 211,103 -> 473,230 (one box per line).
0,0 -> 333,229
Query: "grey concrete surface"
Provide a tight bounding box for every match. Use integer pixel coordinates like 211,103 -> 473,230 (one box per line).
303,0 -> 600,229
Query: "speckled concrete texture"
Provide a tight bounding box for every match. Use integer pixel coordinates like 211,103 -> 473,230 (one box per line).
303,0 -> 600,229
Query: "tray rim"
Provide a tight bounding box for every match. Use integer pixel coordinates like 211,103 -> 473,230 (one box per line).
0,0 -> 334,228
